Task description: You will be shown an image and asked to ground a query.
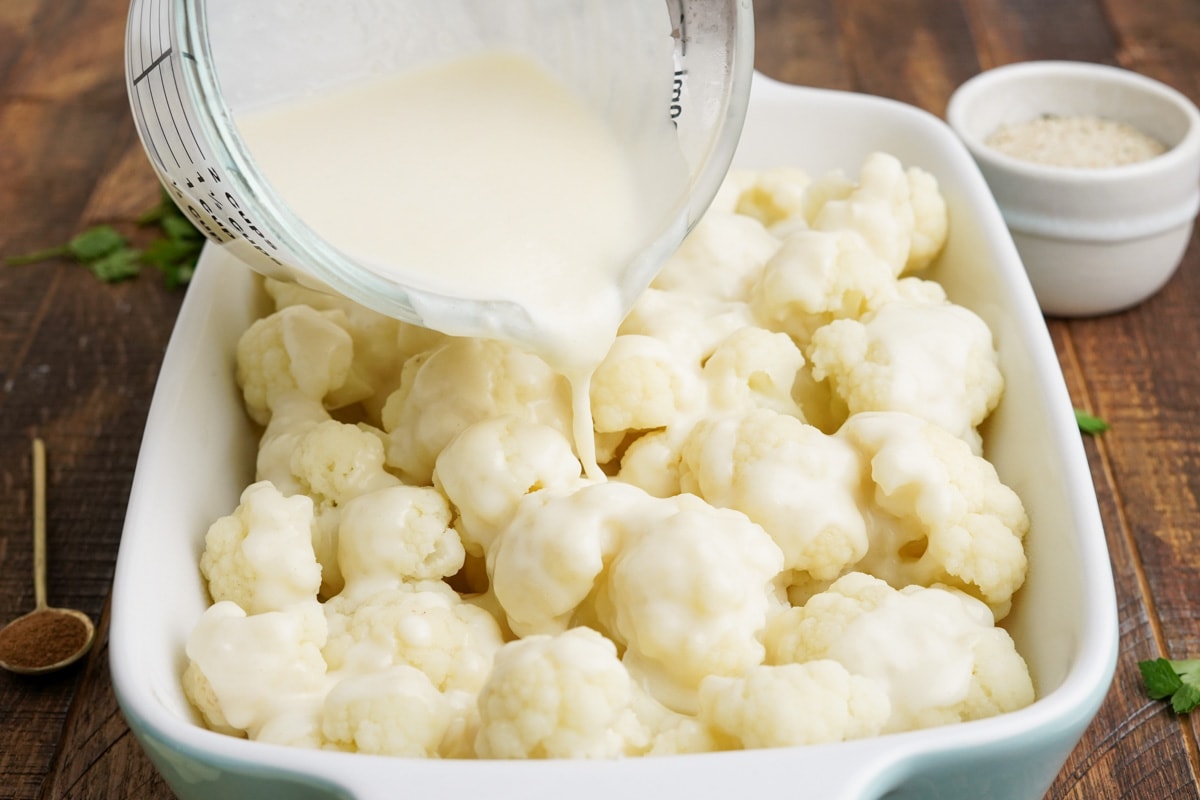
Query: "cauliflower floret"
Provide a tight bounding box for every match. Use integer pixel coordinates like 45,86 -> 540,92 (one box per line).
766,572 -> 892,662
337,485 -> 465,590
183,600 -> 329,738
707,168 -> 757,213
750,229 -> 898,349
489,480 -> 787,713
701,326 -> 807,418
764,572 -> 1034,733
437,688 -> 485,759
598,493 -> 786,713
809,299 -> 1004,453
381,338 -> 572,485
487,482 -> 653,637
321,666 -> 452,757
894,275 -> 949,304
808,152 -> 918,276
290,419 -> 402,505
792,164 -> 857,223
698,661 -> 890,748
838,412 -> 1029,618
280,419 -> 403,596
589,334 -> 705,435
323,581 -> 505,694
263,278 -> 405,417
432,417 -> 583,557
254,399 -> 330,498
651,210 -> 779,302
199,481 -> 322,613
614,429 -> 683,499
904,166 -> 949,273
181,661 -> 241,737
625,683 -> 722,755
729,166 -> 813,229
619,288 -> 755,368
262,278 -> 449,424
254,703 -> 330,750
235,304 -> 362,426
474,627 -> 646,759
679,409 -> 869,585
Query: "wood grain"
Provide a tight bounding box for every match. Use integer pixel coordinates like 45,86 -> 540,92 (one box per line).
752,0 -> 851,90
962,0 -> 1118,68
0,0 -> 181,797
2,1 -> 1199,798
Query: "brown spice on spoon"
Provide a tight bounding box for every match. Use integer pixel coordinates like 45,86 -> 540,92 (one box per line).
0,609 -> 92,670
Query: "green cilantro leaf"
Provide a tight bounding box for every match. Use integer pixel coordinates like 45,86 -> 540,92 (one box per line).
1139,658 -> 1182,699
142,237 -> 200,269
1075,408 -> 1110,436
142,214 -> 203,289
67,225 -> 128,261
87,248 -> 142,283
1174,681 -> 1200,715
1139,658 -> 1200,714
138,191 -> 203,288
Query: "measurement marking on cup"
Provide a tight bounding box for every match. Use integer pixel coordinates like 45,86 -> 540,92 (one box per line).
125,10 -> 155,167
132,0 -> 178,169
131,48 -> 172,86
670,69 -> 686,121
131,46 -> 207,166
138,68 -> 180,168
130,0 -> 206,170
167,52 -> 206,160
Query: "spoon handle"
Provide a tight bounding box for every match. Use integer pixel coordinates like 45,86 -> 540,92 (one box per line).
32,438 -> 47,611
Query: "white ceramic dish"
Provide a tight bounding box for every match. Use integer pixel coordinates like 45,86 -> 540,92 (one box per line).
947,60 -> 1200,317
111,73 -> 1119,800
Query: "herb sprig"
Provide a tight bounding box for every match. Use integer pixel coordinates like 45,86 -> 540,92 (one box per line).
5,191 -> 203,288
1139,658 -> 1200,714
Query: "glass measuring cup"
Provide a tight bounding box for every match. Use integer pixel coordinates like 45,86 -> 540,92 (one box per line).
124,0 -> 754,344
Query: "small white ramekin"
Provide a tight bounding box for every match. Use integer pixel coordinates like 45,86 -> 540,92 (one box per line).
947,60 -> 1200,317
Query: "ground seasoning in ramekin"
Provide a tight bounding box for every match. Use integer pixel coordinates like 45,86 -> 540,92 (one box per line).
985,114 -> 1166,168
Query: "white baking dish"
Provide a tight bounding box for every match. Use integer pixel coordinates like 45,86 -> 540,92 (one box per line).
110,72 -> 1118,800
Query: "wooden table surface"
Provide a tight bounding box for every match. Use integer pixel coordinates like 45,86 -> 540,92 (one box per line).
2,0 -> 1199,798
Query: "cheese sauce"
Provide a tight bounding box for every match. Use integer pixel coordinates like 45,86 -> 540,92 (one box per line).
236,53 -> 667,477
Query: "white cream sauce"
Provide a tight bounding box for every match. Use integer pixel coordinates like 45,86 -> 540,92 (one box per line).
236,53 -> 667,477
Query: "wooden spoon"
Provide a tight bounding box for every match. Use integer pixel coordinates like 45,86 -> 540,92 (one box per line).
0,439 -> 96,675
